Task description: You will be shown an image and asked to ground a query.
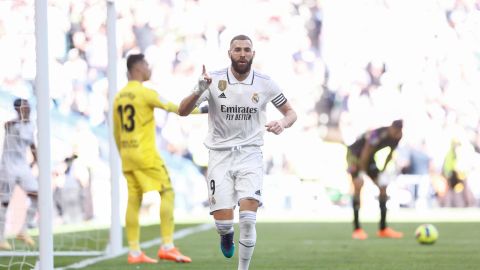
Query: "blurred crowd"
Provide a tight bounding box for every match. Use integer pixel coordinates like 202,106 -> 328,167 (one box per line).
0,0 -> 479,224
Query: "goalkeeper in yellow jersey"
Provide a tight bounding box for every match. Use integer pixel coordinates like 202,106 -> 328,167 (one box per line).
113,53 -> 199,264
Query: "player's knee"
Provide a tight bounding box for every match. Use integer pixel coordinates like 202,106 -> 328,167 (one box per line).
215,219 -> 234,235
239,198 -> 259,209
353,178 -> 364,190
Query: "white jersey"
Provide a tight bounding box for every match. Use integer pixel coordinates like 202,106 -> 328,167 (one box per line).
1,120 -> 35,167
0,120 -> 38,195
196,67 -> 287,150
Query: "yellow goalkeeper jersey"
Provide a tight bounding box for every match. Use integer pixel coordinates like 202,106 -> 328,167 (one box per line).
113,81 -> 182,171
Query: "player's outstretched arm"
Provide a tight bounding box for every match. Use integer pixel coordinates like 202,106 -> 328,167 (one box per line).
179,94 -> 201,116
179,65 -> 211,116
265,101 -> 297,135
151,94 -> 206,115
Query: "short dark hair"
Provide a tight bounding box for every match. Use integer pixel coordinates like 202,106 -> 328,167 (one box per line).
391,119 -> 403,129
13,98 -> 27,108
126,53 -> 145,72
230,35 -> 253,46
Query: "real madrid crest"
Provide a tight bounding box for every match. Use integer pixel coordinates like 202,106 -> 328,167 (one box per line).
251,93 -> 259,104
218,80 -> 227,91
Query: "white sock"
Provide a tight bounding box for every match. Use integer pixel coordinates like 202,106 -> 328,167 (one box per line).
215,219 -> 234,235
238,211 -> 256,270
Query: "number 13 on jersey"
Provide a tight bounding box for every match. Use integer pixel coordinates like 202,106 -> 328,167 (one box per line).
117,104 -> 136,132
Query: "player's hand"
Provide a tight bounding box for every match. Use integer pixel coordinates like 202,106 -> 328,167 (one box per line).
265,120 -> 285,135
193,65 -> 212,95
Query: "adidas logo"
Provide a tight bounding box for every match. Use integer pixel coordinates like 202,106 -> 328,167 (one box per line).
255,190 -> 261,196
218,93 -> 226,98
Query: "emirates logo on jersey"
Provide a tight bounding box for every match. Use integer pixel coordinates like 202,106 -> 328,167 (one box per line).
218,80 -> 227,91
251,93 -> 259,104
221,105 -> 258,120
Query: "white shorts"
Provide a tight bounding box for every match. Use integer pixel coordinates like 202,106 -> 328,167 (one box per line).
0,162 -> 38,202
206,146 -> 263,213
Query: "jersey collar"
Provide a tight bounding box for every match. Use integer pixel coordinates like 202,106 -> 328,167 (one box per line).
127,80 -> 142,86
227,67 -> 254,85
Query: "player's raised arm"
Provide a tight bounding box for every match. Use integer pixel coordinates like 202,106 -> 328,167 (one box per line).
179,65 -> 211,116
265,101 -> 297,135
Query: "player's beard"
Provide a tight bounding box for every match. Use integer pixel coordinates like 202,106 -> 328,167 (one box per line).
231,57 -> 253,75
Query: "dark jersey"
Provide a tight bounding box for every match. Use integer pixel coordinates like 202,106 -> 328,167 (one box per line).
348,127 -> 400,159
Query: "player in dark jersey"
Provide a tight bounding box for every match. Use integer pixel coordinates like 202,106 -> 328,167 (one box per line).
346,119 -> 404,240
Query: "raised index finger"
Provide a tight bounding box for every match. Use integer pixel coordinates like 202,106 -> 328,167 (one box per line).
202,64 -> 206,75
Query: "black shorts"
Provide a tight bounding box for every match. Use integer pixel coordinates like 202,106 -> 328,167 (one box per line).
346,149 -> 379,180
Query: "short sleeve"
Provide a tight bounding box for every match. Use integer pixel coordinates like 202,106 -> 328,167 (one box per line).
267,80 -> 287,108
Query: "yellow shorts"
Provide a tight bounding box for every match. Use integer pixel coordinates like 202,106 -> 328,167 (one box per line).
123,161 -> 172,194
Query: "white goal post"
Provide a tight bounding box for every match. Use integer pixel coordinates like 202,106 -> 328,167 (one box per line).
106,0 -> 123,257
35,0 -> 53,269
30,0 -> 123,269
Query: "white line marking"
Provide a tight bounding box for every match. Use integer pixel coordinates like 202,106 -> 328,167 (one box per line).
55,223 -> 214,270
0,251 -> 104,257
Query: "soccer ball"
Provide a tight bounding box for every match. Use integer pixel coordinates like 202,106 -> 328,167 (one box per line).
415,224 -> 438,245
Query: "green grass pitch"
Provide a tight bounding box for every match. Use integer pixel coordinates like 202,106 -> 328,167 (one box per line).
3,222 -> 480,269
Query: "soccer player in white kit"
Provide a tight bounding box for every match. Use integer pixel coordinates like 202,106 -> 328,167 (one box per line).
179,35 -> 297,270
0,99 -> 38,250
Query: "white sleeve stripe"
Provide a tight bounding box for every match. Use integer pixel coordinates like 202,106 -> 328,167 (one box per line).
271,94 -> 287,107
272,93 -> 285,103
273,97 -> 287,107
272,96 -> 286,104
272,96 -> 286,106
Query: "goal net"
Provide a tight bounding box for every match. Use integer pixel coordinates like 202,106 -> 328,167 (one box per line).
0,93 -> 116,269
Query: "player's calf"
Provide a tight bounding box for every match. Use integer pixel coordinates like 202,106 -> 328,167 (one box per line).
238,211 -> 257,270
